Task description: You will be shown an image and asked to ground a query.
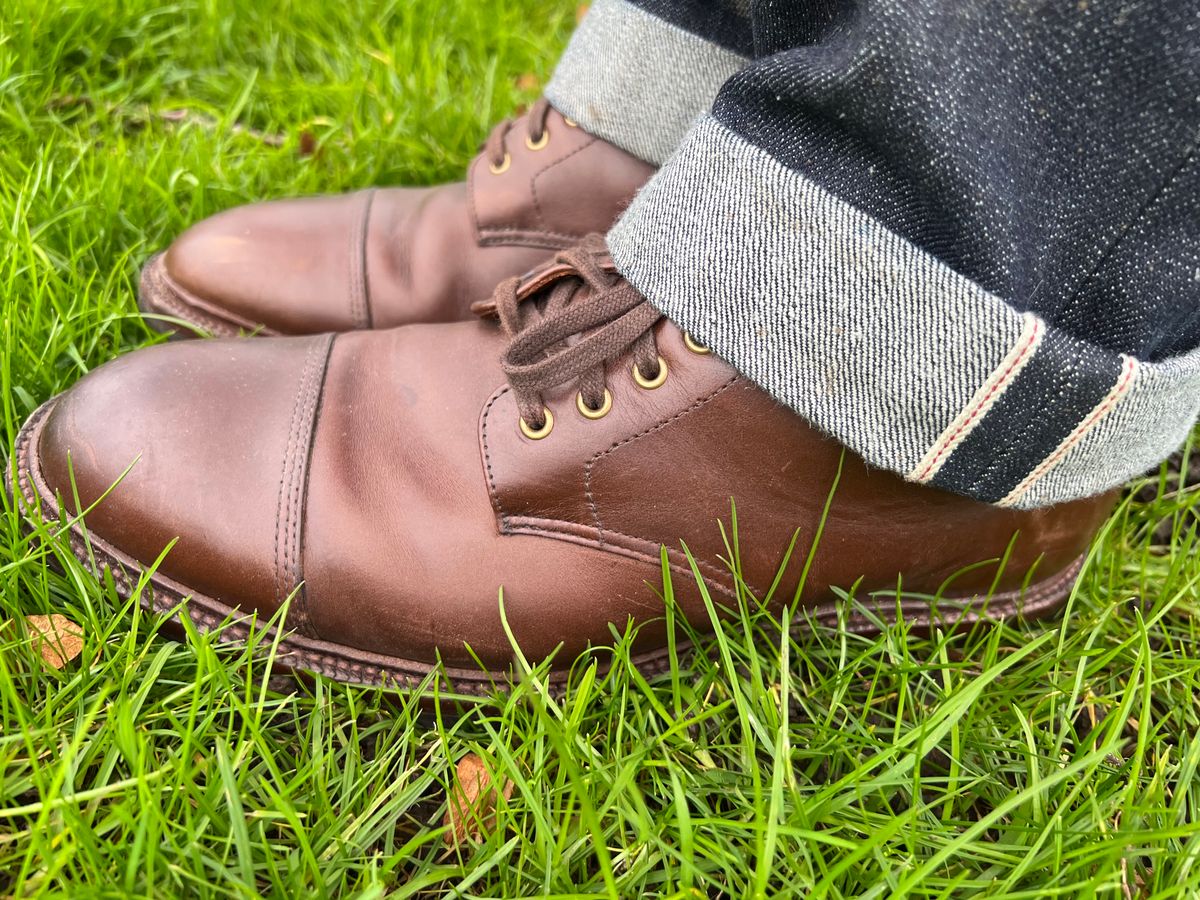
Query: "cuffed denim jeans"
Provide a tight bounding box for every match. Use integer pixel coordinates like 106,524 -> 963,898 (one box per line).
546,0 -> 1200,509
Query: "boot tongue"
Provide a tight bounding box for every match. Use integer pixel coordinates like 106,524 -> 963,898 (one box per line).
469,261 -> 577,319
469,242 -> 615,320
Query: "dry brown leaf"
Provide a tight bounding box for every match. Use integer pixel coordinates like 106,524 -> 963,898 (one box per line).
26,615 -> 84,669
515,72 -> 540,93
443,752 -> 514,846
298,130 -> 318,158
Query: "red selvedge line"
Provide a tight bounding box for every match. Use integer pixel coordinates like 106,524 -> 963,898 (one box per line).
914,317 -> 1043,483
1002,354 -> 1138,505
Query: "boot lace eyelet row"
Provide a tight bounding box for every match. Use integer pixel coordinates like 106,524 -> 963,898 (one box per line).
520,353 -> 673,435
523,357 -> 671,435
510,325 -> 715,440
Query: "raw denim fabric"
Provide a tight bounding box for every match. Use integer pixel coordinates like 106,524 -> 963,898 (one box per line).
553,0 -> 1200,508
544,0 -> 749,165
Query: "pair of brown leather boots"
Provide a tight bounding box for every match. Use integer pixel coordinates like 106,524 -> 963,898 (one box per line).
14,102 -> 1115,693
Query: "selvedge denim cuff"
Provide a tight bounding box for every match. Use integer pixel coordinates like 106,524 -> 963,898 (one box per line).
545,0 -> 748,166
608,116 -> 1200,509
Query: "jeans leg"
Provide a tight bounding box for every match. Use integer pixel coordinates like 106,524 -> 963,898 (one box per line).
608,0 -> 1200,508
545,0 -> 751,165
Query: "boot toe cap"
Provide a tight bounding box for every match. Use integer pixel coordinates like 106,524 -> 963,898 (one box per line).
161,193 -> 373,334
29,336 -> 334,618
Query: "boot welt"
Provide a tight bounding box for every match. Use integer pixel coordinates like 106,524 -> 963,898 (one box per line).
137,252 -> 280,340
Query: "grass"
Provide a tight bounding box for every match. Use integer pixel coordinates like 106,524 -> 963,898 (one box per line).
2,0 -> 1200,896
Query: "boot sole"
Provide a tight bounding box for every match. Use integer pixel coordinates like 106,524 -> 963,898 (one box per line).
137,252 -> 279,340
12,397 -> 1086,696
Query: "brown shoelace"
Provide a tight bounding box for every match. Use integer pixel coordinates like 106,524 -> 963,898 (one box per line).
489,235 -> 664,430
484,97 -> 553,171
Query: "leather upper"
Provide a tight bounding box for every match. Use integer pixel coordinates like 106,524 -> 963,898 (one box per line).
158,107 -> 655,334
35,310 -> 1116,670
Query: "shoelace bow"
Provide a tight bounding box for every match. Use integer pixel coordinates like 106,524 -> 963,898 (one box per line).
484,97 -> 553,171
480,235 -> 664,430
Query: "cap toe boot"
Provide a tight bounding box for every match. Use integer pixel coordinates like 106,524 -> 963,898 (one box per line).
139,103 -> 655,337
20,245 -> 1117,692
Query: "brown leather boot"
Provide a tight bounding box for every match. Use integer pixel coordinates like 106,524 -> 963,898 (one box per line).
20,241 -> 1115,693
138,100 -> 655,337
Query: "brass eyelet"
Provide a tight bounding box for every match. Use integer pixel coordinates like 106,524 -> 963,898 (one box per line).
683,333 -> 711,355
525,130 -> 550,151
519,407 -> 554,440
576,389 -> 613,420
563,116 -> 579,128
489,153 -> 512,175
632,356 -> 668,390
